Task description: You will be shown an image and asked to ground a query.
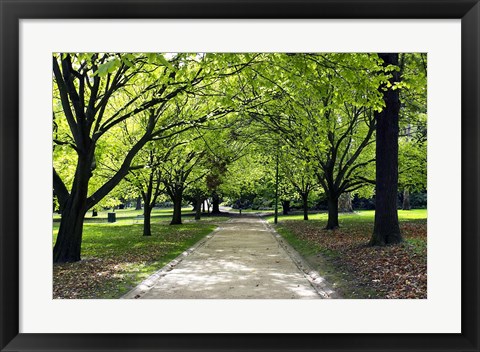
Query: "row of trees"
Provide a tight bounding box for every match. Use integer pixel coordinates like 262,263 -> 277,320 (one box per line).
53,52 -> 426,263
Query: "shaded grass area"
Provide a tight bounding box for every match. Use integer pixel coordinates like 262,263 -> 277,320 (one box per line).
53,207 -> 230,224
266,209 -> 427,222
53,209 -> 226,299
266,209 -> 427,299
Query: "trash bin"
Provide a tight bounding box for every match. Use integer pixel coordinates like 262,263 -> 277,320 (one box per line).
108,212 -> 116,223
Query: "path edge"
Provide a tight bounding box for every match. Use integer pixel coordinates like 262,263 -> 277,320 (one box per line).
120,225 -> 222,299
260,217 -> 342,299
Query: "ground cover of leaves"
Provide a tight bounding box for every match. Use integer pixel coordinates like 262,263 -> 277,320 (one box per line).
53,221 -> 217,299
276,214 -> 427,299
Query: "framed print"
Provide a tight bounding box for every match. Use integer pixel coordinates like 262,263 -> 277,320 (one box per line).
1,0 -> 479,351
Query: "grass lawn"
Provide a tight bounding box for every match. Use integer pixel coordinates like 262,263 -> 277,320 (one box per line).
265,209 -> 427,299
53,208 -> 229,299
53,206 -> 230,224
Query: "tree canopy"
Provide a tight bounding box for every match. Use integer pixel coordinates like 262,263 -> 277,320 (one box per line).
53,52 -> 427,262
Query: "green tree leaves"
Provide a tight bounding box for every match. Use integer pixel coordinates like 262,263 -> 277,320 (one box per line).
53,52 -> 427,261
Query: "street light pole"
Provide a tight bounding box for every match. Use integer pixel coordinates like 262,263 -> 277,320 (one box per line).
274,144 -> 279,224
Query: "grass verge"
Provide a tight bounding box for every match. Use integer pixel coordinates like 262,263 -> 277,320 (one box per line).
53,214 -> 224,299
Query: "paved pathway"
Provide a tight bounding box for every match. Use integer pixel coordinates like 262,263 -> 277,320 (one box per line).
123,216 -> 337,299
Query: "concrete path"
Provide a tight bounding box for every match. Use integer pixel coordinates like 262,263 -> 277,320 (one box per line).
123,216 -> 337,299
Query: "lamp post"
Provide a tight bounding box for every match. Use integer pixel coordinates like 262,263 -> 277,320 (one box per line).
274,141 -> 279,224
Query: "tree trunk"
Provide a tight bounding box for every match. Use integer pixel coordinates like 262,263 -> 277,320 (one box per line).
143,206 -> 152,236
170,191 -> 183,225
282,200 -> 290,215
53,182 -> 89,262
301,193 -> 309,220
135,196 -> 142,210
53,203 -> 87,263
53,156 -> 92,263
326,195 -> 339,229
195,197 -> 202,220
402,188 -> 411,210
370,53 -> 402,246
202,201 -> 205,213
211,192 -> 221,214
338,192 -> 353,212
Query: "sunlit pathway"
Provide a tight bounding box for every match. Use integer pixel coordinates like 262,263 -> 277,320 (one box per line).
123,216 -> 336,299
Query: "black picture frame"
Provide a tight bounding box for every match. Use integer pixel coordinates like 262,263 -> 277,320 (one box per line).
1,1 -> 479,351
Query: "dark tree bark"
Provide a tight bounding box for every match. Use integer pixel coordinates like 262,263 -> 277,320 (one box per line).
195,197 -> 202,220
140,179 -> 154,237
281,200 -> 291,215
211,191 -> 221,214
402,188 -> 411,210
135,196 -> 142,210
143,205 -> 152,236
53,168 -> 68,213
141,191 -> 153,236
53,155 -> 91,263
326,194 -> 339,229
54,205 -> 87,263
370,53 -> 402,246
301,193 -> 309,221
170,190 -> 183,225
138,160 -> 163,236
338,192 -> 353,213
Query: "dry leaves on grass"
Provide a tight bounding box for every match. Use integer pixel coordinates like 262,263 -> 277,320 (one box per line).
281,220 -> 427,299
53,258 -> 131,299
53,223 -> 215,299
53,244 -> 170,299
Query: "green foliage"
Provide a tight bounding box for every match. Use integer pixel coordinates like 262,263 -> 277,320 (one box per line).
53,53 -> 259,210
399,138 -> 427,191
53,52 -> 427,260
54,52 -> 427,213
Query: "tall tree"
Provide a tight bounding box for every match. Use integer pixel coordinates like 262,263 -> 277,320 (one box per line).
161,146 -> 206,225
156,122 -> 211,225
246,54 -> 382,229
52,53 -> 250,262
184,180 -> 209,220
397,53 -> 428,210
280,152 -> 317,220
200,111 -> 256,214
125,143 -> 166,236
53,53 -> 193,262
398,135 -> 427,210
370,53 -> 402,246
